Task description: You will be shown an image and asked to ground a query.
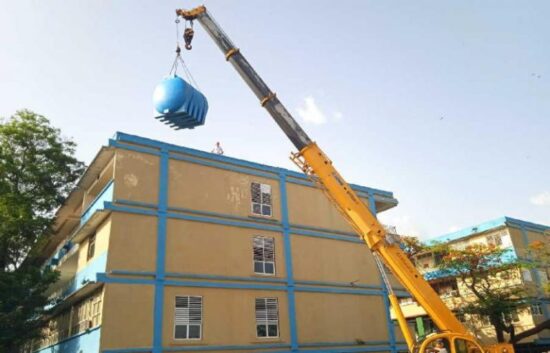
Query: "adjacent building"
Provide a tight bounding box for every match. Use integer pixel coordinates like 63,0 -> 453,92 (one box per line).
28,132 -> 409,353
399,217 -> 550,345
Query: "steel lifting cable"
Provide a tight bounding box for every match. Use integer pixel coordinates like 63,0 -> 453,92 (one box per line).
169,17 -> 201,91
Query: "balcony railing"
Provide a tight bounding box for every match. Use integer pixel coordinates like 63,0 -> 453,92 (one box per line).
81,180 -> 113,225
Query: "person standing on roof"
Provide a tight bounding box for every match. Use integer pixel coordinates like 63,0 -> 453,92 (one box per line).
211,141 -> 224,155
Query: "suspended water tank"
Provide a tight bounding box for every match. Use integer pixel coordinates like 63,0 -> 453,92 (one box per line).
153,74 -> 208,130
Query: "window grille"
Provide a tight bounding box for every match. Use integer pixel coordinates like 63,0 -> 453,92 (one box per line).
255,298 -> 279,338
486,233 -> 503,247
71,291 -> 102,335
251,183 -> 272,217
531,303 -> 544,316
174,296 -> 202,340
253,236 -> 275,275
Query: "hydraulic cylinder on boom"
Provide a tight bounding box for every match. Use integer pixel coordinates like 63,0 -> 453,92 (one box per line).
174,6 -> 514,353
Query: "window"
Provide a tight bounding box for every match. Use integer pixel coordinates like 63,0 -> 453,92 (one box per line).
537,269 -> 549,284
87,234 -> 96,261
174,296 -> 202,340
502,311 -> 520,323
531,303 -> 544,316
523,269 -> 533,282
251,183 -> 272,217
454,339 -> 482,353
486,233 -> 503,247
431,279 -> 459,297
253,236 -> 275,275
399,297 -> 415,305
255,298 -> 279,338
71,291 -> 102,334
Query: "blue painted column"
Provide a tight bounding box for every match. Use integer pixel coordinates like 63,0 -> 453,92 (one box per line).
153,148 -> 169,353
279,172 -> 299,351
520,226 -> 550,319
368,191 -> 398,353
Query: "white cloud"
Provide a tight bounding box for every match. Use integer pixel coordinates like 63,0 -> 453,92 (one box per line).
333,111 -> 343,121
296,96 -> 327,125
530,191 -> 550,206
448,225 -> 460,232
378,213 -> 425,238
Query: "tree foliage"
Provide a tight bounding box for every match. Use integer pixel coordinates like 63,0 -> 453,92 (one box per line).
429,242 -> 532,343
0,110 -> 85,353
400,235 -> 425,260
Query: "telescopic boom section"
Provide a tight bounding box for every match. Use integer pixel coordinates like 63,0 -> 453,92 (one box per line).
177,5 -> 470,341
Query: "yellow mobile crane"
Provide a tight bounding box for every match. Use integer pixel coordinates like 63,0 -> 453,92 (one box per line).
175,6 -> 514,353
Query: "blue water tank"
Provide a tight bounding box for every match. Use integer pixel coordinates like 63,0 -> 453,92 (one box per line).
153,75 -> 188,114
153,74 -> 208,130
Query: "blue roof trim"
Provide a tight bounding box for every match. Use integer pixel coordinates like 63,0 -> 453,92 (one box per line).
504,217 -> 550,233
429,216 -> 549,244
422,248 -> 519,280
113,132 -> 394,198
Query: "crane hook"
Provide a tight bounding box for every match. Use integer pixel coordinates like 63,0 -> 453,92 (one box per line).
183,21 -> 194,50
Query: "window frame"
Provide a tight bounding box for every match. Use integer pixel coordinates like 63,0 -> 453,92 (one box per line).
255,297 -> 279,339
174,295 -> 203,341
253,236 -> 276,276
250,182 -> 273,217
86,234 -> 96,261
531,303 -> 544,316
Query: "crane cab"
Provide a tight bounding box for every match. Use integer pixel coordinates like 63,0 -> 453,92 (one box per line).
415,333 -> 513,353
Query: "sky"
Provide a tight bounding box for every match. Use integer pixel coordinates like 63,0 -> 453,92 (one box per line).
1,1 -> 548,239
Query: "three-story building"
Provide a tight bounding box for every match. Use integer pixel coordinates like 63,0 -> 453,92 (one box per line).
29,132 -> 409,353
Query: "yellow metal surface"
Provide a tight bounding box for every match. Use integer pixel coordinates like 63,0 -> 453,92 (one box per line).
389,293 -> 415,350
225,47 -> 240,61
295,142 -> 475,346
260,92 -> 276,107
175,6 -> 206,21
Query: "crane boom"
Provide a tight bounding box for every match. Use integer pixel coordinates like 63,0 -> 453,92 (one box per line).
175,6 -> 512,353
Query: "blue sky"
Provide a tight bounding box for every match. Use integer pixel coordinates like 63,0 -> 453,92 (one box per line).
1,1 -> 548,238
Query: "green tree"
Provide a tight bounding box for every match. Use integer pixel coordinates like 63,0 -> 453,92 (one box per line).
430,242 -> 528,343
509,240 -> 550,344
0,110 -> 85,353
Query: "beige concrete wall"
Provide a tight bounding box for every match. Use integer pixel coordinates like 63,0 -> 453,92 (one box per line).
162,287 -> 289,347
101,283 -> 155,350
76,218 -> 110,272
286,183 -> 355,233
295,292 -> 389,343
106,212 -> 157,272
165,219 -> 286,278
168,159 -> 281,221
291,235 -> 378,285
83,157 -> 114,211
114,149 -> 159,204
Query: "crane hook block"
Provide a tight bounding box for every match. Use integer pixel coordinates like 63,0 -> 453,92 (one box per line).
153,74 -> 208,130
183,27 -> 194,50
